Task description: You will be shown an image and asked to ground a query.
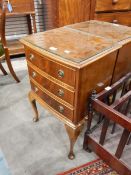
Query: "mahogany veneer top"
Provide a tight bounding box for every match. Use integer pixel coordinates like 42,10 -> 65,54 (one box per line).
21,26 -> 119,64
67,20 -> 131,44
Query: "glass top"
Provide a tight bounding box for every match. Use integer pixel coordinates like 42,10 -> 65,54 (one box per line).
23,27 -> 116,64
67,20 -> 131,43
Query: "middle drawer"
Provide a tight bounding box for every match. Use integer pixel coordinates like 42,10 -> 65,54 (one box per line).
28,65 -> 75,106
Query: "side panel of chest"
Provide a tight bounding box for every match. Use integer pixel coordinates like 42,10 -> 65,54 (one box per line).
112,42 -> 131,83
74,51 -> 118,123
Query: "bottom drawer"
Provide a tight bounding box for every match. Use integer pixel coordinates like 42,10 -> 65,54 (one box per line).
30,81 -> 74,121
95,12 -> 131,27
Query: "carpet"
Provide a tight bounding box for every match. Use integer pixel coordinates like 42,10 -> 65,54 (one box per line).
0,149 -> 11,175
57,159 -> 119,175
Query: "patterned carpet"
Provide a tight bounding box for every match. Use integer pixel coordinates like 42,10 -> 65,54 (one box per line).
57,159 -> 118,175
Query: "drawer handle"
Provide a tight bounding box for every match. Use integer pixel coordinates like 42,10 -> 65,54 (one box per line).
29,54 -> 35,61
58,89 -> 64,97
58,105 -> 64,113
34,87 -> 38,93
112,0 -> 118,4
58,70 -> 64,78
112,19 -> 118,24
32,71 -> 37,78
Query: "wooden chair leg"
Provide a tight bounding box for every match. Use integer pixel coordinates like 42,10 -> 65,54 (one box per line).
5,50 -> 20,83
0,61 -> 7,75
115,129 -> 130,159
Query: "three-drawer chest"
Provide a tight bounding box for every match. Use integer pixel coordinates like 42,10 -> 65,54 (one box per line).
21,20 -> 131,159
95,0 -> 131,26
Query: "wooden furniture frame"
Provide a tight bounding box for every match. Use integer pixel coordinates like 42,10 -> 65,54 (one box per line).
21,20 -> 131,160
83,72 -> 131,175
0,3 -> 19,81
21,23 -> 122,160
0,0 -> 37,82
43,0 -> 96,30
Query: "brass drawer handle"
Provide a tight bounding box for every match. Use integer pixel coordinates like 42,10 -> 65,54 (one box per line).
58,105 -> 64,113
112,0 -> 118,4
58,70 -> 64,78
29,54 -> 35,61
34,87 -> 38,93
58,89 -> 64,97
112,19 -> 118,24
32,71 -> 37,78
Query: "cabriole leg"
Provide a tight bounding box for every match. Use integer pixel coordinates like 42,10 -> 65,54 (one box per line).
28,91 -> 39,122
65,124 -> 83,160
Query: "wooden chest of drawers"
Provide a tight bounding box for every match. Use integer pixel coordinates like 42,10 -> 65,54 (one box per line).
95,0 -> 131,26
21,20 -> 131,159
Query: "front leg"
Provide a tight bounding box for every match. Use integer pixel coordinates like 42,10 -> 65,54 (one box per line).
28,91 -> 39,122
65,124 -> 83,160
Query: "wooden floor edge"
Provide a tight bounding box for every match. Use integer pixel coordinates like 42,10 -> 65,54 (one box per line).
85,136 -> 131,175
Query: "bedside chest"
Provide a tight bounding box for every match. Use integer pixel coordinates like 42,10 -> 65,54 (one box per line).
95,0 -> 131,26
21,21 -> 124,159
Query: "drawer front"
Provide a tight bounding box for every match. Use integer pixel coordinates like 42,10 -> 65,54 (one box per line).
1,0 -> 35,14
95,12 -> 131,26
28,66 -> 75,106
30,81 -> 74,121
25,48 -> 76,87
96,0 -> 131,12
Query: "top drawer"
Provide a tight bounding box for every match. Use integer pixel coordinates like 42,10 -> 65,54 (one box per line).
25,47 -> 76,87
96,0 -> 131,12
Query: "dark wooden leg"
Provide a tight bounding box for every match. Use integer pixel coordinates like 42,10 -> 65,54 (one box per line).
83,91 -> 97,150
5,49 -> 20,83
127,134 -> 131,145
0,61 -> 7,75
83,103 -> 93,150
124,98 -> 131,115
99,118 -> 110,145
27,14 -> 32,34
28,91 -> 39,122
31,14 -> 37,33
87,90 -> 97,131
65,124 -> 83,160
115,129 -> 130,159
83,132 -> 92,152
111,122 -> 116,134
